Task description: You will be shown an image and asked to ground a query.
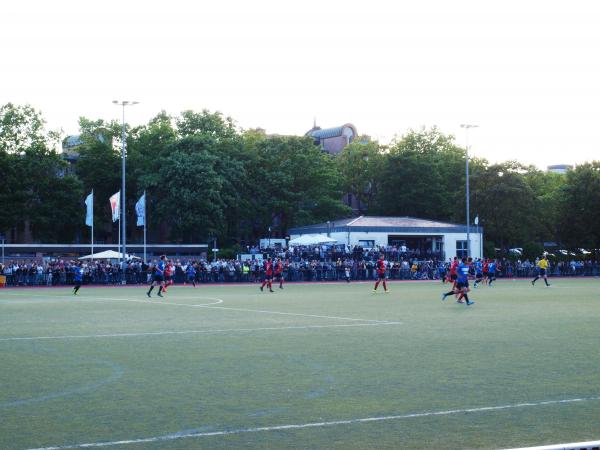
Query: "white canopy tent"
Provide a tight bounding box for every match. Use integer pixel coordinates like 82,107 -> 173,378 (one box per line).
78,250 -> 140,260
288,234 -> 337,246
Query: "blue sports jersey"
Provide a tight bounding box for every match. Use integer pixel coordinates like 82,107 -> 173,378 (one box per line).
475,261 -> 483,274
73,267 -> 84,282
186,265 -> 196,276
488,262 -> 496,273
156,261 -> 165,276
457,262 -> 469,282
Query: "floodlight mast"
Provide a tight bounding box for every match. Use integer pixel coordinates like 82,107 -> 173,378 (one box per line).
113,100 -> 139,282
460,124 -> 478,258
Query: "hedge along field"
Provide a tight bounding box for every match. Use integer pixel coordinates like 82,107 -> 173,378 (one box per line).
1,278 -> 599,450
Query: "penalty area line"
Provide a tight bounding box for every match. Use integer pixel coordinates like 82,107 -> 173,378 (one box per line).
1,292 -> 390,324
26,395 -> 600,450
0,321 -> 403,342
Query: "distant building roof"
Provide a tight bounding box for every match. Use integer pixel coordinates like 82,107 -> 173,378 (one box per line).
306,123 -> 357,140
547,164 -> 573,173
63,135 -> 84,149
289,216 -> 472,234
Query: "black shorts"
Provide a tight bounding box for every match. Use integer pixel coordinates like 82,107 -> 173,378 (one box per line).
264,274 -> 273,281
539,268 -> 546,276
476,272 -> 483,279
377,272 -> 386,280
274,272 -> 283,280
450,273 -> 457,281
482,271 -> 489,278
153,274 -> 164,282
456,280 -> 469,289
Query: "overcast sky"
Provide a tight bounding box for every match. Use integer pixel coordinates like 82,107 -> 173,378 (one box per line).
2,0 -> 599,169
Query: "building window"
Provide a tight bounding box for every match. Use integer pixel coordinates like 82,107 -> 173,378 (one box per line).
456,240 -> 468,258
358,240 -> 375,249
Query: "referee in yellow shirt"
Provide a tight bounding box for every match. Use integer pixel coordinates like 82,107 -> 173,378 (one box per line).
532,255 -> 551,287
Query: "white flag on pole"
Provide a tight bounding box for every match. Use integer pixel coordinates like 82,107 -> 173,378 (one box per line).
110,191 -> 120,222
85,191 -> 93,227
135,193 -> 145,227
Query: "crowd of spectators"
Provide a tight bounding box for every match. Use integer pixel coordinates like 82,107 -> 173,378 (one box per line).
0,244 -> 598,287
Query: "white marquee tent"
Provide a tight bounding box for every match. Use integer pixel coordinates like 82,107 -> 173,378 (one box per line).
288,234 -> 337,246
78,250 -> 140,260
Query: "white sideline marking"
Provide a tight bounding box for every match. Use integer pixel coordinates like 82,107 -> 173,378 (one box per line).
1,292 -> 390,324
98,296 -> 224,307
0,321 -> 402,342
25,395 -> 600,450
503,439 -> 600,450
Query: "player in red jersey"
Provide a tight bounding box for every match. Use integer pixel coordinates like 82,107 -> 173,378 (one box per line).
274,258 -> 285,289
163,260 -> 174,292
260,258 -> 275,292
447,257 -> 458,284
373,255 -> 389,293
447,257 -> 460,301
482,259 -> 490,285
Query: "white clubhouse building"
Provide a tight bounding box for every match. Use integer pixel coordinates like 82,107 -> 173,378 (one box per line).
288,216 -> 483,260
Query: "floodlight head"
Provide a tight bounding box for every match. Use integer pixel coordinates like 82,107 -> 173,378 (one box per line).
113,100 -> 139,106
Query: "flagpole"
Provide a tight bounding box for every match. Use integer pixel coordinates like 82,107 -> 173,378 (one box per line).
91,189 -> 94,263
143,191 -> 147,262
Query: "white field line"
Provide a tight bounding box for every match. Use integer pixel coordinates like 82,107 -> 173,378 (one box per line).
25,395 -> 600,450
503,439 -> 600,450
0,292 -> 392,324
0,321 -> 402,342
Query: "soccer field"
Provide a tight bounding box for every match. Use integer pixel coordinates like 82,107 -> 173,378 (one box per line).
1,279 -> 599,450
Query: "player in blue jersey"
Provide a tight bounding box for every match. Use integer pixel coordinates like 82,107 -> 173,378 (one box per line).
441,257 -> 474,305
147,255 -> 166,298
487,259 -> 497,286
72,261 -> 84,295
473,258 -> 484,287
186,262 -> 197,287
438,261 -> 447,283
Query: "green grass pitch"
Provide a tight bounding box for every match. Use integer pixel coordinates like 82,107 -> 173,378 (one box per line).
1,278 -> 599,449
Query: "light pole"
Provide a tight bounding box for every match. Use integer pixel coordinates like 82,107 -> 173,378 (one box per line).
460,124 -> 478,258
113,100 -> 139,282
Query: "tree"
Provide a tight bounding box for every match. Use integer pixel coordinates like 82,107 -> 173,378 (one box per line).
373,127 -> 466,221
0,103 -> 59,153
244,135 -> 350,238
4,147 -> 83,242
138,136 -> 245,242
523,169 -> 566,245
557,162 -> 600,249
72,120 -> 121,242
472,162 -> 538,250
176,109 -> 237,139
336,140 -> 383,213
0,104 -> 82,242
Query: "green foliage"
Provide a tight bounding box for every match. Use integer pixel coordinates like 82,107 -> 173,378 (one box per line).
1,103 -> 596,253
472,162 -> 538,249
0,104 -> 83,242
373,127 -> 466,221
557,162 -> 600,249
0,103 -> 58,153
336,141 -> 383,213
176,109 -> 237,139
